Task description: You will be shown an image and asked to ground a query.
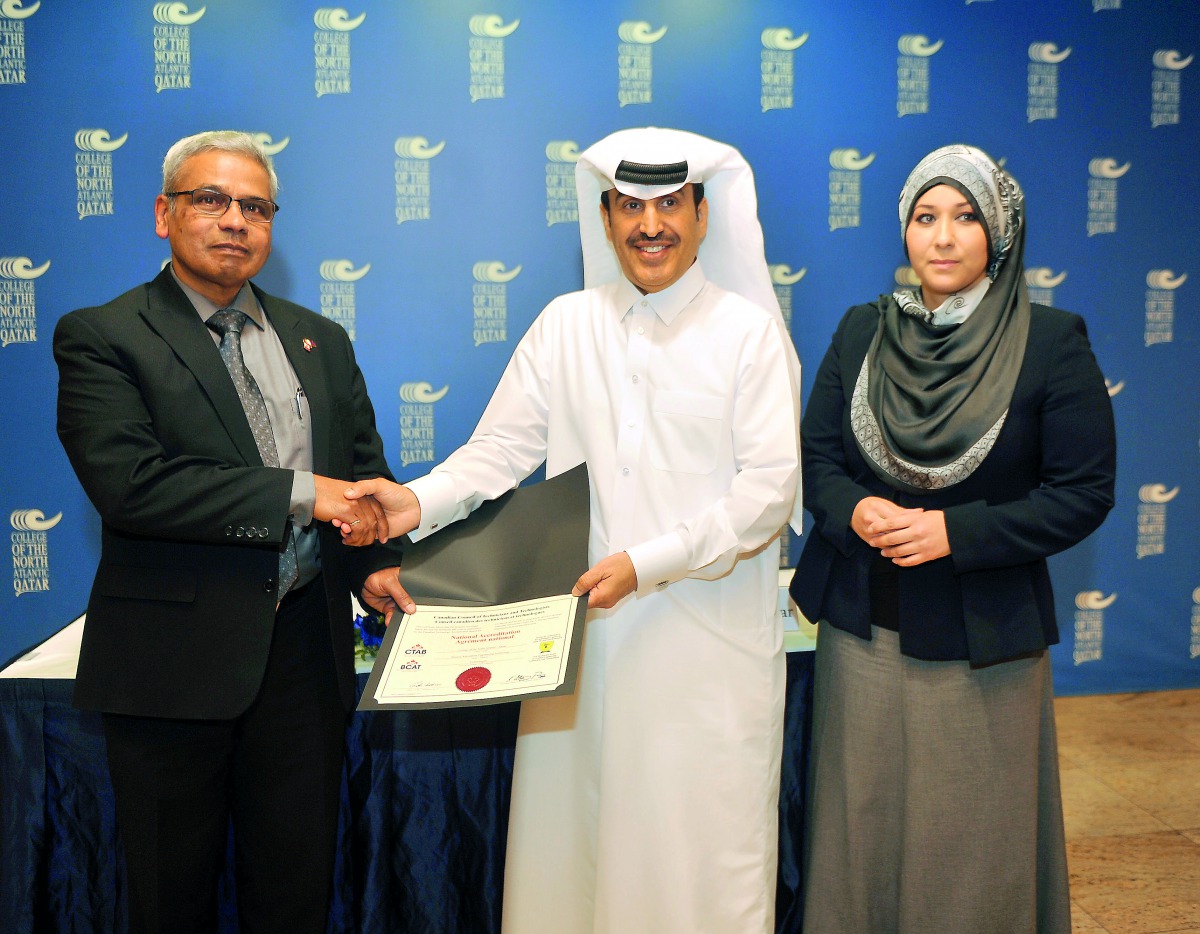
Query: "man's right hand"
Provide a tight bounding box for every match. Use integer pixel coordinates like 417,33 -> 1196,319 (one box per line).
313,474 -> 387,546
339,478 -> 422,542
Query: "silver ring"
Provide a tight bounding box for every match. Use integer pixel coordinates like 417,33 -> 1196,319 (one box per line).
350,519 -> 361,526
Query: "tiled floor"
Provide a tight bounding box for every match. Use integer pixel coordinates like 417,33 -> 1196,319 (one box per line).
1057,688 -> 1200,934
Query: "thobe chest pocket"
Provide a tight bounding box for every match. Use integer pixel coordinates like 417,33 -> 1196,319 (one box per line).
649,389 -> 724,475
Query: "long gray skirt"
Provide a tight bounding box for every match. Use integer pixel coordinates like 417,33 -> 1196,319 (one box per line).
802,624 -> 1071,934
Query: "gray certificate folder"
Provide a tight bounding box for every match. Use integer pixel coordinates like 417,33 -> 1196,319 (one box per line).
358,463 -> 590,710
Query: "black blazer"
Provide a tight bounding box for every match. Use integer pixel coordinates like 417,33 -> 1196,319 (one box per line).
54,268 -> 404,717
790,301 -> 1116,666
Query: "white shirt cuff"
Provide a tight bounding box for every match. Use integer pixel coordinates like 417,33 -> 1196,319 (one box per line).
404,472 -> 459,542
627,530 -> 690,597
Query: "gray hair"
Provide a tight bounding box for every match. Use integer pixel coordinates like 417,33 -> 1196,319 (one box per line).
161,130 -> 279,200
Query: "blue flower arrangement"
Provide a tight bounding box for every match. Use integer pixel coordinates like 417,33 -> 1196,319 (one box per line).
353,611 -> 387,662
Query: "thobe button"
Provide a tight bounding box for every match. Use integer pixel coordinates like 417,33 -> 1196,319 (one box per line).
632,375 -> 639,383
264,578 -> 277,593
640,300 -> 648,307
637,326 -> 645,335
622,467 -> 630,475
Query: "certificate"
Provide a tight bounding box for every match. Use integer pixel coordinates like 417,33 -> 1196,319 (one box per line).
369,594 -> 582,708
358,463 -> 590,710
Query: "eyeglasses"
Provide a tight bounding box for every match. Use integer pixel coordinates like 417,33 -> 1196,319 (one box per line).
165,188 -> 279,224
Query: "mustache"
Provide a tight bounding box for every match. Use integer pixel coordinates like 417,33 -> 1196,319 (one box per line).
626,232 -> 678,247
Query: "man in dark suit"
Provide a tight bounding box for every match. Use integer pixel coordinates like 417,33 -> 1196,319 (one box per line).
53,130 -> 413,933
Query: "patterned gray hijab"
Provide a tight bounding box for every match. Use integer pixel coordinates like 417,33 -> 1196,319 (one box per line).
852,144 -> 1030,492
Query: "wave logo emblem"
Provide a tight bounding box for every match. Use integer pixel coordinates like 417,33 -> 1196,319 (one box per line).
153,3 -> 204,25
468,15 -> 518,102
761,27 -> 806,112
394,139 -> 444,225
1136,485 -> 1176,560
469,14 -> 518,38
0,1 -> 40,19
1029,42 -> 1071,64
770,265 -> 806,329
252,133 -> 290,156
399,384 -> 447,467
320,260 -> 370,282
618,22 -> 666,107
1104,378 -> 1124,397
1153,50 -> 1193,70
545,142 -> 580,226
1073,590 -> 1114,665
75,129 -> 127,152
399,383 -> 449,404
897,36 -> 940,117
473,263 -> 519,347
1145,270 -> 1184,346
1086,159 -> 1127,237
10,509 -> 61,531
828,150 -> 875,231
314,8 -> 363,97
314,8 -> 364,30
1025,267 -> 1066,304
0,257 -> 49,279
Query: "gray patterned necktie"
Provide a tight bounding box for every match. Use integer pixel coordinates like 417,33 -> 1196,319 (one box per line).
207,309 -> 298,600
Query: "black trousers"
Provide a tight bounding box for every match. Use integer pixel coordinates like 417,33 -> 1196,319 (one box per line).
102,577 -> 347,934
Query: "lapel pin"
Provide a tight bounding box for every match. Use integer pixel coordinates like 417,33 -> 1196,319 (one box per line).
302,338 -> 317,352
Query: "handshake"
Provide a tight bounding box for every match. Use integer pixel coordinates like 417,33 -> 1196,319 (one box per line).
313,475 -> 419,547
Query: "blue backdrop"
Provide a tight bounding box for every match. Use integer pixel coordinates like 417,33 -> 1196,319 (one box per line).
2,0 -> 1196,695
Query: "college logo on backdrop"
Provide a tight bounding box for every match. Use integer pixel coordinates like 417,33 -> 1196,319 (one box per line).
1191,587 -> 1200,660
0,0 -> 37,84
1144,269 -> 1185,346
1093,0 -> 1121,11
1152,50 -> 1191,128
544,141 -> 579,226
1086,157 -> 1129,236
760,27 -> 807,112
0,256 -> 48,347
398,382 -> 448,468
394,136 -> 444,224
769,264 -> 805,330
1024,267 -> 1067,306
896,35 -> 941,117
468,14 -> 518,102
1105,377 -> 1125,398
252,133 -> 289,157
1027,43 -> 1070,122
313,8 -> 364,97
1136,483 -> 1178,559
828,149 -> 874,230
617,21 -> 666,107
472,261 -> 520,347
152,2 -> 204,91
11,508 -> 59,597
1073,590 -> 1116,665
319,259 -> 369,341
75,129 -> 126,220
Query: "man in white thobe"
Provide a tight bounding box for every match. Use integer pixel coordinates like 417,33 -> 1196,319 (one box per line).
346,127 -> 802,934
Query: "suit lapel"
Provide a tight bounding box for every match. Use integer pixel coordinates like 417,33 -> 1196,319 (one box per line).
141,268 -> 265,467
258,287 -> 333,475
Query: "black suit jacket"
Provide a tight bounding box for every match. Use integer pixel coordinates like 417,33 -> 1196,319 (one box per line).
790,301 -> 1116,666
54,268 -> 403,717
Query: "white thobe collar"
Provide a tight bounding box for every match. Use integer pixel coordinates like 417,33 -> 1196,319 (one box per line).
614,260 -> 707,327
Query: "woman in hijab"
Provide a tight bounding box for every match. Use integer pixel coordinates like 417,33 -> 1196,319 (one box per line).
791,144 -> 1116,933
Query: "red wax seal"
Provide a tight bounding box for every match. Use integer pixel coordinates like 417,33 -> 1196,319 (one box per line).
455,667 -> 492,693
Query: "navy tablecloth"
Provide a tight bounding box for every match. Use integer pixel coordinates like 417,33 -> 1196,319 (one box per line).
1,654 -> 812,933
